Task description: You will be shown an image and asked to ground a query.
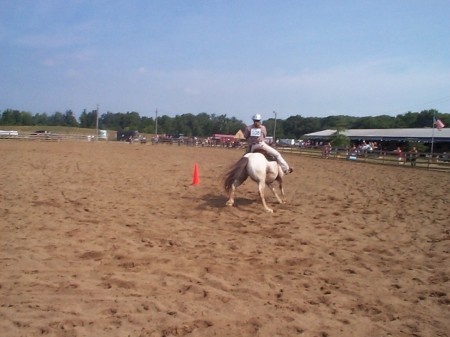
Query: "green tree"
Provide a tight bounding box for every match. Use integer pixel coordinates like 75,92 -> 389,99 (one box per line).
330,131 -> 351,148
196,112 -> 215,136
371,115 -> 395,128
321,115 -> 356,130
175,113 -> 196,136
283,115 -> 304,139
79,109 -> 97,128
100,111 -> 122,130
140,116 -> 155,134
157,115 -> 174,135
34,113 -> 49,125
354,116 -> 379,129
19,111 -> 33,125
227,116 -> 245,135
48,112 -> 65,126
122,111 -> 141,130
416,109 -> 438,128
1,109 -> 21,125
64,110 -> 79,127
213,114 -> 229,134
395,111 -> 416,128
396,111 -> 418,128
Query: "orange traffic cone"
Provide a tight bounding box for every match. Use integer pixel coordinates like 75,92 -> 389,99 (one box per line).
192,163 -> 200,185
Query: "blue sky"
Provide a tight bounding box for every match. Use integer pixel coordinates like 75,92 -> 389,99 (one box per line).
1,0 -> 450,121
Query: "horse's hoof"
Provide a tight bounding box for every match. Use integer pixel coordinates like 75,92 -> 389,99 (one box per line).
265,208 -> 274,213
226,201 -> 234,207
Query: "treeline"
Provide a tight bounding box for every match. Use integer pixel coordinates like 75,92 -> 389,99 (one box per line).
1,108 -> 448,139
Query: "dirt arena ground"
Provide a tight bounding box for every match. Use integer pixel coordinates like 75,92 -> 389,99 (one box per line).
0,141 -> 448,337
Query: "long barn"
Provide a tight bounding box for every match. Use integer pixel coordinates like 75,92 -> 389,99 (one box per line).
304,128 -> 450,143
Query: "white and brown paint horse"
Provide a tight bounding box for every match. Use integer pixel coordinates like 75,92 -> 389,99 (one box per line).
223,152 -> 285,213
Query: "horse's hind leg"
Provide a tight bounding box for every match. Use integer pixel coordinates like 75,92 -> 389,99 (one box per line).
226,179 -> 244,207
267,183 -> 284,204
278,178 -> 285,197
226,184 -> 236,207
258,181 -> 273,213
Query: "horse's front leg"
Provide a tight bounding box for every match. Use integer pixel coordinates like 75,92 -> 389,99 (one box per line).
267,183 -> 284,204
258,181 -> 273,213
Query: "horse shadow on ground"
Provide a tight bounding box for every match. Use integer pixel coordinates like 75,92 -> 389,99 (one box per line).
197,193 -> 255,210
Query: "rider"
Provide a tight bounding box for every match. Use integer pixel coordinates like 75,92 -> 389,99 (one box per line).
244,113 -> 293,175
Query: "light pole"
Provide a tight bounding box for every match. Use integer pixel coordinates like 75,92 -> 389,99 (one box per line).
155,109 -> 158,137
96,104 -> 99,141
273,110 -> 277,145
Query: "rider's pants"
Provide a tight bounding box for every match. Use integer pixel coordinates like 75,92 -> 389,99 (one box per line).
251,142 -> 290,173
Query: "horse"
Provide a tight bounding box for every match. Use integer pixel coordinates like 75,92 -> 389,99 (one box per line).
223,152 -> 285,213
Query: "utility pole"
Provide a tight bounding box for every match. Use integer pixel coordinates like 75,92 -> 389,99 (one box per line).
155,109 -> 158,137
273,110 -> 277,145
96,104 -> 99,141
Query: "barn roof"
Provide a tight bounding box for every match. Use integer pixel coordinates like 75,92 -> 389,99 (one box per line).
304,128 -> 450,142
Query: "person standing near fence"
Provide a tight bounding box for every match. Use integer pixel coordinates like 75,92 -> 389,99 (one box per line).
322,142 -> 332,159
395,147 -> 403,164
409,147 -> 418,167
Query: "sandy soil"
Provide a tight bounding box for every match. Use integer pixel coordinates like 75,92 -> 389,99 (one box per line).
0,141 -> 449,337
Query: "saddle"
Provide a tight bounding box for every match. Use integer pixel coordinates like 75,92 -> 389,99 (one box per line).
251,148 -> 277,162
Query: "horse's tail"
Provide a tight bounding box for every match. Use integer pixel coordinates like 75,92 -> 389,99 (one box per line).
224,156 -> 249,193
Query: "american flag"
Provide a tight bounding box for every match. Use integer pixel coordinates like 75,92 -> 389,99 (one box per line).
434,118 -> 445,130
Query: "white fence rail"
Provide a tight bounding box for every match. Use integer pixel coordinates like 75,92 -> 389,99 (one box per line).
0,132 -> 102,142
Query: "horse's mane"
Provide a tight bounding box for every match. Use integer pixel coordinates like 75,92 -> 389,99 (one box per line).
223,156 -> 249,193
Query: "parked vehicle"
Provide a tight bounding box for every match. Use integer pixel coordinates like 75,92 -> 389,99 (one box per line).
438,152 -> 450,162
